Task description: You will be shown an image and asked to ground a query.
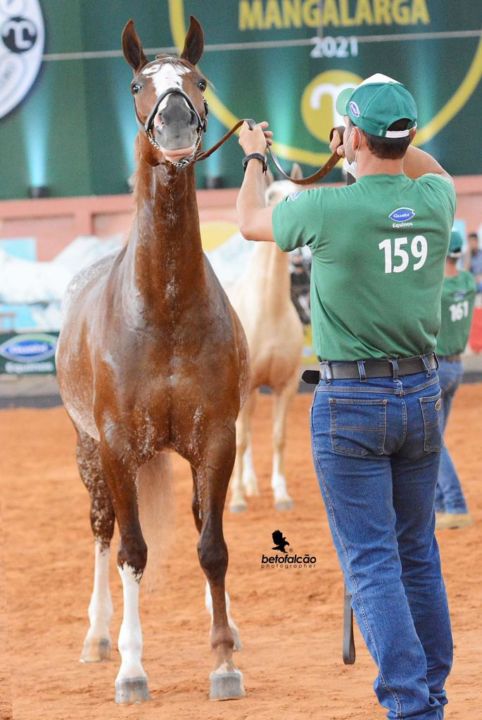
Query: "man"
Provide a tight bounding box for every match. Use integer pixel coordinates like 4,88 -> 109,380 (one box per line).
465,231 -> 482,292
435,229 -> 476,530
237,74 -> 455,720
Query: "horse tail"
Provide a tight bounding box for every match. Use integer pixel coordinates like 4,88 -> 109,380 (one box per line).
136,452 -> 175,591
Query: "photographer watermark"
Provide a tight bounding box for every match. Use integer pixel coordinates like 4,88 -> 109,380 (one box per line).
260,530 -> 317,569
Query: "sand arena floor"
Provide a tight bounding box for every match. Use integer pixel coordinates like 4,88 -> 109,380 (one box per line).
1,386 -> 481,720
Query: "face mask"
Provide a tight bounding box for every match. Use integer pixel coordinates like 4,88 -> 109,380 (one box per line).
343,158 -> 357,179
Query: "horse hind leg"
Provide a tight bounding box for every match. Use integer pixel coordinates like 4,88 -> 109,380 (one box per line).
76,431 -> 115,663
192,444 -> 245,701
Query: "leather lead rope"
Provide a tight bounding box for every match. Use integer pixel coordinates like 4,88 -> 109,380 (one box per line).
195,118 -> 342,184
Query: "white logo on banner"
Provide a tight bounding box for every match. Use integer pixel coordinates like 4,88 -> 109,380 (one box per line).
0,0 -> 44,119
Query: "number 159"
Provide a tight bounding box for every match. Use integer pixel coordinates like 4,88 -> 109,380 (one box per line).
379,235 -> 428,274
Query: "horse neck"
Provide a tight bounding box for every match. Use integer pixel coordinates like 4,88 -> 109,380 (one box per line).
125,158 -> 205,312
248,242 -> 291,304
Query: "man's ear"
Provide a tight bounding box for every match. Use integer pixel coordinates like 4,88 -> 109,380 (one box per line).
409,127 -> 417,144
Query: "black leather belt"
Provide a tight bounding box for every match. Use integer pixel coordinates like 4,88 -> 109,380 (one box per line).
438,354 -> 461,362
301,353 -> 438,384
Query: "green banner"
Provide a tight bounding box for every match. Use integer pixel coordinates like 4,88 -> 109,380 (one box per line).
0,332 -> 58,374
0,0 -> 480,198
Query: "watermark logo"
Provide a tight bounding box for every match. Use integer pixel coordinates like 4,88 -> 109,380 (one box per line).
0,0 -> 45,119
261,529 -> 317,569
271,529 -> 289,553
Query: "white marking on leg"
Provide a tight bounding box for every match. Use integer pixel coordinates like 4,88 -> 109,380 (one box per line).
81,543 -> 113,661
116,564 -> 147,683
205,583 -> 242,651
271,452 -> 291,505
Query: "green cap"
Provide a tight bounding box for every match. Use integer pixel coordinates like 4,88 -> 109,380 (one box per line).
448,230 -> 463,257
336,73 -> 417,138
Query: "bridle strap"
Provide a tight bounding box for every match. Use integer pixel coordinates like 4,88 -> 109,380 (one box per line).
194,119 -> 250,161
266,146 -> 340,185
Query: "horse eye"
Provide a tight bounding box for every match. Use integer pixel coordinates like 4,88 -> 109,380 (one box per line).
197,79 -> 207,91
131,82 -> 142,95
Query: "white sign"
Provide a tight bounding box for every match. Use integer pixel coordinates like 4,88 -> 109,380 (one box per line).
0,0 -> 44,119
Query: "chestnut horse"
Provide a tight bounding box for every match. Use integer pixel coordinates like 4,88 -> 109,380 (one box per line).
56,17 -> 248,704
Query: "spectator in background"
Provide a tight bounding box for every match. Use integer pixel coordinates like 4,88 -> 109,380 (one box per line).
465,231 -> 482,292
435,230 -> 477,530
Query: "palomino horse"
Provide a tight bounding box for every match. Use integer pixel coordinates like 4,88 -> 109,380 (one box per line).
56,16 -> 248,704
229,167 -> 304,512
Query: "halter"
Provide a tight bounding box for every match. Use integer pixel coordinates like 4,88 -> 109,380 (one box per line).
134,86 -> 208,168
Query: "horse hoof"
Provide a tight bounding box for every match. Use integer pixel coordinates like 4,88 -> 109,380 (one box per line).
80,637 -> 112,663
209,668 -> 245,700
275,499 -> 293,511
230,502 -> 247,513
115,677 -> 150,704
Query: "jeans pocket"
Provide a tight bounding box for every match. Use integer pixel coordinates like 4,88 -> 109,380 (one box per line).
419,393 -> 443,452
329,397 -> 387,457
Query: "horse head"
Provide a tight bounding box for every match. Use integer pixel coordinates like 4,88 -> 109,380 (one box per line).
122,16 -> 208,167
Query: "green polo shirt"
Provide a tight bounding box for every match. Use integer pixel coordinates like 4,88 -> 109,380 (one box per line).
273,173 -> 455,361
437,271 -> 476,356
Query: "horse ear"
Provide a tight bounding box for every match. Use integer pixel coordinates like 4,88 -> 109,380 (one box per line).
290,163 -> 303,181
180,16 -> 204,66
122,20 -> 148,72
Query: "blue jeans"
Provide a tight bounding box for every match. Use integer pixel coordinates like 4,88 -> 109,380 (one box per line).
311,371 -> 452,720
434,359 -> 468,514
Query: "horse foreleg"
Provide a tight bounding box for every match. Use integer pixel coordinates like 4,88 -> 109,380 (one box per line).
76,432 -> 115,662
99,444 -> 150,704
192,472 -> 242,653
204,582 -> 242,652
195,441 -> 245,700
272,378 -> 297,510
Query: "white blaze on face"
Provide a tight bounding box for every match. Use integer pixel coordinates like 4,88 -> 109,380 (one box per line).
142,62 -> 190,114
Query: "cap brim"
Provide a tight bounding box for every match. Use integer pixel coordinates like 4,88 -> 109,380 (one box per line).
336,87 -> 355,116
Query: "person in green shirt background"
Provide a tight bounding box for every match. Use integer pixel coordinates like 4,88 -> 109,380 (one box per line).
435,229 -> 476,530
237,74 -> 455,720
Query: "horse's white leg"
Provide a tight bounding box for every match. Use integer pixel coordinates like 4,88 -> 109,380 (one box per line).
242,436 -> 259,497
115,564 -> 149,703
271,379 -> 297,510
230,393 -> 255,512
205,583 -> 242,651
80,542 -> 113,662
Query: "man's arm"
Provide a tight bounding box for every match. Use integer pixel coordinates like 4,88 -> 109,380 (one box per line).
236,121 -> 275,242
402,144 -> 453,182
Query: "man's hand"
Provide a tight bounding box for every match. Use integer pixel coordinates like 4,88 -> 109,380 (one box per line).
329,126 -> 346,158
239,120 -> 273,156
